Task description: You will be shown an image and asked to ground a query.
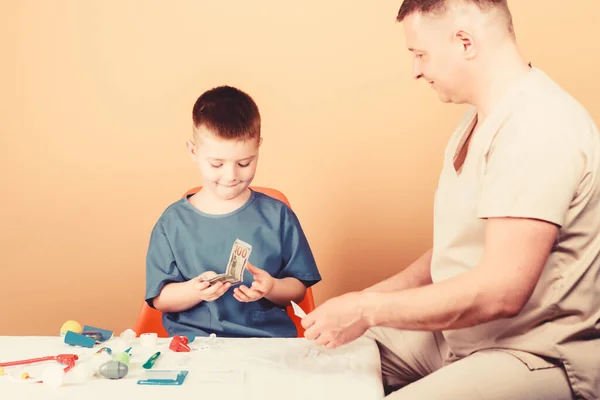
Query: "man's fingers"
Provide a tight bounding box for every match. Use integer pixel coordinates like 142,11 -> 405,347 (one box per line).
301,311 -> 316,329
303,324 -> 320,340
324,341 -> 338,349
315,332 -> 331,347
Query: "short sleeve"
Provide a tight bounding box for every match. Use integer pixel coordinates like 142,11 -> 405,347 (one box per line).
145,219 -> 184,308
278,207 -> 322,287
477,117 -> 585,226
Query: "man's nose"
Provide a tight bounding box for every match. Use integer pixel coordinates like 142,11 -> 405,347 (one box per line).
412,59 -> 423,80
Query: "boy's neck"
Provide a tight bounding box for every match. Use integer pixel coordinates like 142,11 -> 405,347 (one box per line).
189,187 -> 252,215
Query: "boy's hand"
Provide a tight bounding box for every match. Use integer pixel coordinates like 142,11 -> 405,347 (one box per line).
193,271 -> 231,302
233,263 -> 275,302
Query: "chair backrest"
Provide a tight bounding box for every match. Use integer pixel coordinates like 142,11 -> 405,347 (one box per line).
133,186 -> 316,338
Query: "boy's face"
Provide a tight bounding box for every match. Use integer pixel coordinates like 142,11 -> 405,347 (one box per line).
187,126 -> 261,201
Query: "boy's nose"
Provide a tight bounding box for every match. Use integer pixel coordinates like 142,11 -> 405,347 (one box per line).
224,166 -> 237,181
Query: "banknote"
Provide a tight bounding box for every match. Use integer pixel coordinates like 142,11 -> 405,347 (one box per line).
208,239 -> 252,285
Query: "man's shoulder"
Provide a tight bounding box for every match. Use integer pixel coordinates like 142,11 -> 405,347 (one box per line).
515,68 -> 593,128
494,68 -> 597,151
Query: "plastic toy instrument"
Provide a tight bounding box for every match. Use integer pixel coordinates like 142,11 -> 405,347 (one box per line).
0,354 -> 79,373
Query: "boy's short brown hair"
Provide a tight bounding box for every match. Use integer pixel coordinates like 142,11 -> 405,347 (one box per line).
192,85 -> 261,141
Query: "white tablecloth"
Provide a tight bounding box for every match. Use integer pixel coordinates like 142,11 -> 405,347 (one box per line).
0,335 -> 383,400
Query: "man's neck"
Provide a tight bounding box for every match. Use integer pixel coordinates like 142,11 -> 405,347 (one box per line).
469,42 -> 531,122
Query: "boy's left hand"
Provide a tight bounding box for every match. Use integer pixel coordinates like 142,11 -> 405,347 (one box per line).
233,262 -> 275,302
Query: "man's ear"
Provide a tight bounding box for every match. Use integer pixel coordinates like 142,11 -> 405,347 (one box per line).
454,29 -> 477,60
186,140 -> 198,162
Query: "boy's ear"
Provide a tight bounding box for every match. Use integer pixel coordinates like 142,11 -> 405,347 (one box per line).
186,140 -> 198,162
258,137 -> 263,147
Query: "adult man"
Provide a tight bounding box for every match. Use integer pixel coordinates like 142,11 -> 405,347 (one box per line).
302,1 -> 600,398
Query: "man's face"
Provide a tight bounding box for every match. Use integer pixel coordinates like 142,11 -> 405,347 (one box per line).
403,12 -> 471,104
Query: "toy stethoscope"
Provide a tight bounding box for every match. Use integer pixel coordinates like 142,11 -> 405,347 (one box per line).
0,353 -> 78,383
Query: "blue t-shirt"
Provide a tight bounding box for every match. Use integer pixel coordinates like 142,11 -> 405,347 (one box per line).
144,189 -> 322,338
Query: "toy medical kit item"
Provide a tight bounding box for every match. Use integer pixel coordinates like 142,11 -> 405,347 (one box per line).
114,351 -> 131,365
64,331 -> 95,348
0,354 -> 78,373
119,329 -> 136,347
59,320 -> 83,336
140,332 -> 158,347
95,347 -> 112,356
64,325 -> 113,348
0,353 -> 78,387
169,335 -> 191,352
97,349 -> 130,379
290,301 -> 307,318
41,364 -> 68,388
137,370 -> 188,386
142,352 -> 161,369
81,325 -> 113,341
98,361 -> 128,379
121,329 -> 136,340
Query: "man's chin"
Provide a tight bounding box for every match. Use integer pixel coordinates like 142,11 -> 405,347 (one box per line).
436,92 -> 451,103
436,92 -> 466,105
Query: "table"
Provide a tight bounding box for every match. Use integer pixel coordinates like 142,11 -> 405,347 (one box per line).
0,335 -> 384,400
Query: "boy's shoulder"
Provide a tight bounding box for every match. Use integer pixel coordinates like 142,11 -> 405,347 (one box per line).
251,190 -> 295,216
154,197 -> 189,226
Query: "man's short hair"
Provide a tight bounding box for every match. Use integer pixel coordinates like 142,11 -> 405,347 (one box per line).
397,0 -> 514,34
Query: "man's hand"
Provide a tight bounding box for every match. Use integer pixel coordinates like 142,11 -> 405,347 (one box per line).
195,271 -> 232,302
301,292 -> 371,349
233,263 -> 275,302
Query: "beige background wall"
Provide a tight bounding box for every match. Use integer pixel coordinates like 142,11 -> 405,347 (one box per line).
1,1 -> 599,335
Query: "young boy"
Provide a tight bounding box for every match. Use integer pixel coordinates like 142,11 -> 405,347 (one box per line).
144,85 -> 322,338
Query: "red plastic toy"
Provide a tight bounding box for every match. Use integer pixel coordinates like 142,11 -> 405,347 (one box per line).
0,354 -> 79,373
168,336 -> 190,352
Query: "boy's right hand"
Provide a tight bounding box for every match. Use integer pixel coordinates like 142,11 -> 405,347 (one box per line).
191,271 -> 232,302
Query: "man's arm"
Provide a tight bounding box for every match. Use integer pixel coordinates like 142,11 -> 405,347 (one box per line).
363,248 -> 433,293
363,217 -> 557,331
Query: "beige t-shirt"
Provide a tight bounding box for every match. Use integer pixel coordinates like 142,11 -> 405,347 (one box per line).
431,67 -> 600,399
